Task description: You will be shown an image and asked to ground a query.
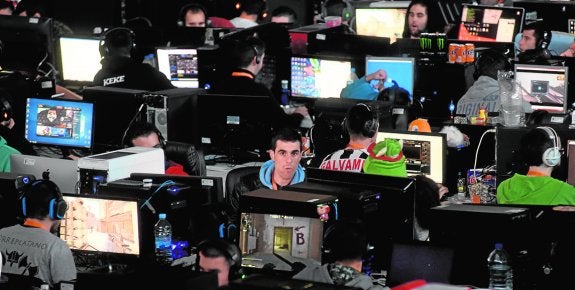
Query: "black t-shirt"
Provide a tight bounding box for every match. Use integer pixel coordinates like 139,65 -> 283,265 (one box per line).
92,56 -> 175,92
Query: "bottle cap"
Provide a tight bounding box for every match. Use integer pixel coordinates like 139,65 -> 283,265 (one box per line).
143,178 -> 153,188
159,213 -> 166,219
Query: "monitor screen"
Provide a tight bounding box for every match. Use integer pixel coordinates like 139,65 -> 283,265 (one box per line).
156,47 -> 199,88
239,212 -> 324,271
60,194 -> 140,256
58,37 -> 101,83
290,55 -> 353,99
355,7 -> 408,44
376,130 -> 446,183
457,4 -> 524,43
366,56 -> 415,99
24,98 -> 94,149
514,64 -> 568,113
0,15 -> 54,73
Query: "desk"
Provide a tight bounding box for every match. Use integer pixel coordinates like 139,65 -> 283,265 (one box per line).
207,161 -> 263,196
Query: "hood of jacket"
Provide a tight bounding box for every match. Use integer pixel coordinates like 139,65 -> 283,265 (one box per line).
259,160 -> 305,189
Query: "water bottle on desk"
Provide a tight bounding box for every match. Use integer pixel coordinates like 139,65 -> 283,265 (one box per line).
280,79 -> 290,106
154,213 -> 173,265
487,243 -> 513,290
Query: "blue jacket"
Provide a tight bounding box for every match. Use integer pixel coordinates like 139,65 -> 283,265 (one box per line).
340,77 -> 379,101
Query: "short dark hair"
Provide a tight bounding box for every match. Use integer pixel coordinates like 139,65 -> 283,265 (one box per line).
0,1 -> 14,12
13,0 -> 46,16
323,218 -> 367,263
344,103 -> 378,139
229,37 -> 265,69
476,49 -> 511,80
523,20 -> 546,49
324,0 -> 346,17
21,180 -> 62,219
239,0 -> 266,16
272,6 -> 297,22
518,127 -> 556,167
123,121 -> 161,147
103,27 -> 135,56
270,127 -> 302,151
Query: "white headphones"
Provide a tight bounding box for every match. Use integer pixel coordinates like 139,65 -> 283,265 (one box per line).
538,126 -> 561,167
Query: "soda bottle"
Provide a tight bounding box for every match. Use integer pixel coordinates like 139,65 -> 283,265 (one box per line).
487,243 -> 513,290
280,80 -> 290,106
154,213 -> 173,265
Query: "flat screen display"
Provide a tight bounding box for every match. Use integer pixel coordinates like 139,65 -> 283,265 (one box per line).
355,7 -> 408,44
376,130 -> 446,183
457,4 -> 524,43
514,64 -> 568,113
239,212 -> 323,271
59,37 -> 101,83
60,194 -> 140,256
291,55 -> 352,99
24,98 -> 94,149
156,48 -> 199,88
365,56 -> 415,99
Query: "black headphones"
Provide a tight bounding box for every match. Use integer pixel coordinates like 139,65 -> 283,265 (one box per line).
99,27 -> 137,58
177,3 -> 210,27
538,126 -> 562,167
196,239 -> 242,280
473,50 -> 511,80
19,179 -> 67,220
343,103 -> 378,138
321,0 -> 354,22
122,122 -> 166,149
538,28 -> 552,51
251,43 -> 261,65
0,96 -> 13,123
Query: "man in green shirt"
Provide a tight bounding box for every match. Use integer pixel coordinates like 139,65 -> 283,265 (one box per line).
497,127 -> 575,205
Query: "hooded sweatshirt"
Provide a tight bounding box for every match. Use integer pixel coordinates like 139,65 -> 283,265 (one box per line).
497,173 -> 575,205
293,264 -> 387,290
363,140 -> 407,177
456,76 -> 532,116
92,56 -> 175,91
259,160 -> 305,189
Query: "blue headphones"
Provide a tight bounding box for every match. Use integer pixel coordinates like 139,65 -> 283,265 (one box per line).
20,180 -> 68,220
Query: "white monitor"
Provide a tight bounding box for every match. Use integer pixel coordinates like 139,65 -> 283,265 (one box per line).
156,47 -> 199,88
376,130 -> 446,183
290,55 -> 353,99
58,37 -> 102,83
514,64 -> 568,113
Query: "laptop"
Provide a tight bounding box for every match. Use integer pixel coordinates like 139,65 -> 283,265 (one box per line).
387,241 -> 455,287
10,154 -> 79,194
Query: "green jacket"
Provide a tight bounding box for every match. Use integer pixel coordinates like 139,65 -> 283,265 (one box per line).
0,136 -> 20,173
497,174 -> 575,205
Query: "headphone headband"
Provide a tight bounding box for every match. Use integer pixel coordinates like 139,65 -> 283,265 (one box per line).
178,3 -> 209,27
537,126 -> 561,167
99,27 -> 136,57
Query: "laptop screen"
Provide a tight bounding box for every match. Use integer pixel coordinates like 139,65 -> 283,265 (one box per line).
458,4 -> 524,43
514,64 -> 568,113
156,47 -> 199,88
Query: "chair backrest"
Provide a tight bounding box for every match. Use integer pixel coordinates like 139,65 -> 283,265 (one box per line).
0,273 -> 46,290
164,141 -> 207,176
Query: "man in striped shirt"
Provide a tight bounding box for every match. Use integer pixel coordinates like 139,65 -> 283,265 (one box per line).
320,103 -> 379,173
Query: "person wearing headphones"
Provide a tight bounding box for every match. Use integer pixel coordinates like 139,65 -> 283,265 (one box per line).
211,36 -> 308,127
456,49 -> 532,116
319,103 -> 378,173
196,239 -> 242,288
293,218 -> 385,290
497,127 -> 575,205
0,180 -> 76,287
124,121 -> 189,176
229,0 -> 265,28
271,6 -> 298,26
92,26 -> 175,91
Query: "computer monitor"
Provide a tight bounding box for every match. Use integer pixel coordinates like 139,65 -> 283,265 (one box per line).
290,55 -> 353,99
354,6 -> 408,44
58,36 -> 101,85
155,47 -> 199,88
192,94 -> 289,160
514,64 -> 568,113
24,97 -> 94,149
10,154 -> 78,194
60,193 -> 141,257
365,56 -> 415,99
285,168 -> 417,272
0,15 -> 54,73
457,4 -> 525,43
376,130 -> 446,184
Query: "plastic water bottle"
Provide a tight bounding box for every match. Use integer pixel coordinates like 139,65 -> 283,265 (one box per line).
457,172 -> 466,200
487,243 -> 513,290
280,79 -> 290,105
154,213 -> 173,265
